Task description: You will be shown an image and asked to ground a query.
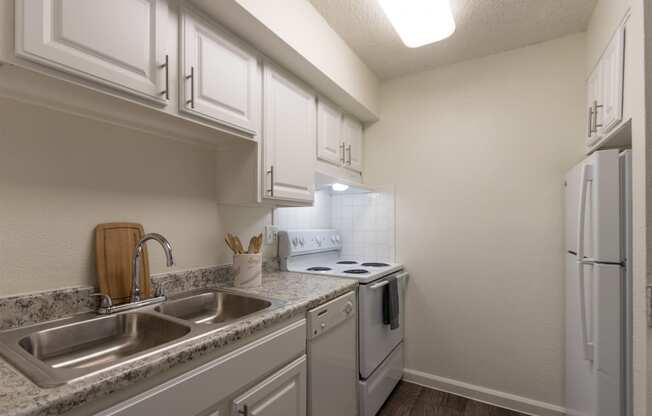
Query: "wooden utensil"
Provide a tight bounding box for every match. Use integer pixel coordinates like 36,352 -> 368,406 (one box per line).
247,236 -> 257,254
227,233 -> 241,254
225,236 -> 238,254
95,223 -> 150,305
233,235 -> 245,254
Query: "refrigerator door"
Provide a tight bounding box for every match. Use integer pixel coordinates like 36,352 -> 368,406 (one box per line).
565,256 -> 624,416
564,149 -> 621,262
565,252 -> 595,416
594,263 -> 624,416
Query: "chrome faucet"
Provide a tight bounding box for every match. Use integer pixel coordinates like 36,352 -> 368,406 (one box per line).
132,233 -> 174,303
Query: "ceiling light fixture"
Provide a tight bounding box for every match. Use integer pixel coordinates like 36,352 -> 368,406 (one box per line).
332,183 -> 349,192
378,0 -> 456,48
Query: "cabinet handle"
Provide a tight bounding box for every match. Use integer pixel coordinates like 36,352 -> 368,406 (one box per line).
186,66 -> 195,109
587,107 -> 593,137
266,165 -> 274,197
340,143 -> 346,164
160,55 -> 169,100
238,405 -> 249,415
593,100 -> 603,131
346,144 -> 352,165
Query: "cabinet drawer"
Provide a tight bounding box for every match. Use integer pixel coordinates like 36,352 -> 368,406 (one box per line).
232,356 -> 307,416
96,319 -> 306,416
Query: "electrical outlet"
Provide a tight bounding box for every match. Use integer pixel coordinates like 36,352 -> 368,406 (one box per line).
265,225 -> 279,245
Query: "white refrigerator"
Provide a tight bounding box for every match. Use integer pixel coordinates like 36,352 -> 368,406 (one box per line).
564,149 -> 631,416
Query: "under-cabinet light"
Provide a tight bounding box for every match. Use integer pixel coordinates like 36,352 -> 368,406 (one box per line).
332,183 -> 350,192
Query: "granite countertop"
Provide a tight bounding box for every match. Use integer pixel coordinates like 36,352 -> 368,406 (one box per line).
0,270 -> 357,416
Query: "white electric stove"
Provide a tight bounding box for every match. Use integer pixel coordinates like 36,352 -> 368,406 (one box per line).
279,229 -> 402,284
279,229 -> 407,416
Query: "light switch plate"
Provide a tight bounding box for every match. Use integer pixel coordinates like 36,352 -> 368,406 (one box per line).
265,225 -> 279,245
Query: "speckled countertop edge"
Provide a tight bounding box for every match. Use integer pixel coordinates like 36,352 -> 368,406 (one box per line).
0,270 -> 357,416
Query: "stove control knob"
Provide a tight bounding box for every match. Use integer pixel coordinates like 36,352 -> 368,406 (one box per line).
335,235 -> 341,243
331,236 -> 337,243
292,237 -> 298,247
299,237 -> 305,247
315,237 -> 322,247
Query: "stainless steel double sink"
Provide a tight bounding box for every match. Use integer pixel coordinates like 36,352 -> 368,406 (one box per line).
0,289 -> 284,388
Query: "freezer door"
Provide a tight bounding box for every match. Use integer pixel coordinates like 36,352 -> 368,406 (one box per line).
566,252 -> 624,416
564,149 -> 621,262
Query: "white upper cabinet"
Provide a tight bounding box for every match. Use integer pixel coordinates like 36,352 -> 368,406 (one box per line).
317,97 -> 344,166
181,9 -> 261,136
342,115 -> 364,173
586,24 -> 625,147
15,0 -> 169,103
316,98 -> 364,176
586,65 -> 602,145
600,25 -> 625,135
263,62 -> 316,204
232,357 -> 307,416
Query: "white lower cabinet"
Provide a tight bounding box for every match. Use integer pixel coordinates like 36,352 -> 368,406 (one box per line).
232,357 -> 307,416
94,320 -> 307,416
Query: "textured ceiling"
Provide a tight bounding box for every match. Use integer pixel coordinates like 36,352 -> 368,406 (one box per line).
309,0 -> 597,80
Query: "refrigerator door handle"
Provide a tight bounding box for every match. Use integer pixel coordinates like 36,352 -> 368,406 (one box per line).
577,163 -> 595,361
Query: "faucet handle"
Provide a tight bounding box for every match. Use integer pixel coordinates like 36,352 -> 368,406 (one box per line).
154,287 -> 167,298
90,293 -> 113,309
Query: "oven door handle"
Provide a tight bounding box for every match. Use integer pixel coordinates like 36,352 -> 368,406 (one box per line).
369,272 -> 409,289
370,280 -> 389,290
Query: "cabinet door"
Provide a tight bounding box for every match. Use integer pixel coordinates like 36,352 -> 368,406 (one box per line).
586,65 -> 602,146
232,356 -> 307,416
181,10 -> 261,135
317,97 -> 344,166
342,115 -> 364,174
600,25 -> 625,135
16,0 -> 168,103
263,63 -> 315,203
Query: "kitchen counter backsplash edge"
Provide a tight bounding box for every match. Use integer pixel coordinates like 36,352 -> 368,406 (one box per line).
0,259 -> 281,331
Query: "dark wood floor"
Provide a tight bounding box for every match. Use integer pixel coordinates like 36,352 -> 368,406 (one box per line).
377,381 -> 528,416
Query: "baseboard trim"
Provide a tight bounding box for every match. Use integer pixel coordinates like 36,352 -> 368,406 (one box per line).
403,368 -> 566,416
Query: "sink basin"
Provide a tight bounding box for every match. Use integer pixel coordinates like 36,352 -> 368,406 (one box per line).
0,290 -> 283,387
155,291 -> 272,325
18,313 -> 191,370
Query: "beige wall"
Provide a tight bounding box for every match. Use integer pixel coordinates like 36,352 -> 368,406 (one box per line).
364,34 -> 587,407
0,97 -> 272,296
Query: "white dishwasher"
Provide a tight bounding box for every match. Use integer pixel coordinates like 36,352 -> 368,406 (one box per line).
307,291 -> 358,416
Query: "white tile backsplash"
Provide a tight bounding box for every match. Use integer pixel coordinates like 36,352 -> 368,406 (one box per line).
275,189 -> 396,262
275,190 -> 332,230
331,192 -> 395,262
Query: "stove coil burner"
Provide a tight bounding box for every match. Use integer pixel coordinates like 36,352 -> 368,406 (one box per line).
361,262 -> 390,267
307,267 -> 332,272
337,261 -> 358,265
343,269 -> 370,274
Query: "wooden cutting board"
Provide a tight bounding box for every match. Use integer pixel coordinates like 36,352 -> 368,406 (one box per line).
95,223 -> 150,304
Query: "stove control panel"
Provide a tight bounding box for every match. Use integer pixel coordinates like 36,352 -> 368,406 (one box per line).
279,229 -> 343,258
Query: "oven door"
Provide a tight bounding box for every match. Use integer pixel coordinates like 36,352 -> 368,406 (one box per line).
359,271 -> 408,379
